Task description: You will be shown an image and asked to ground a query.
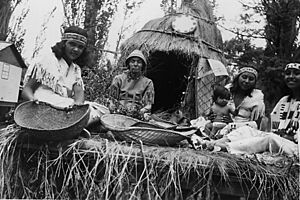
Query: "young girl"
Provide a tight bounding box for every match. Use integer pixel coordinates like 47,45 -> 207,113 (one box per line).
206,85 -> 235,137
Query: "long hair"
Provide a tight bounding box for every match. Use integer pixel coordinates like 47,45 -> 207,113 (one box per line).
51,41 -> 91,67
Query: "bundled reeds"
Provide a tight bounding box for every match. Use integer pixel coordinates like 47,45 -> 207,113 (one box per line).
0,125 -> 298,199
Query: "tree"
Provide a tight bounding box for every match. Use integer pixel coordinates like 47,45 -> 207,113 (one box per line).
160,0 -> 180,14
0,0 -> 22,40
30,7 -> 57,59
61,0 -> 120,102
258,0 -> 300,113
114,0 -> 143,60
62,0 -> 119,64
6,2 -> 29,53
0,0 -> 27,53
223,37 -> 264,66
222,0 -> 300,114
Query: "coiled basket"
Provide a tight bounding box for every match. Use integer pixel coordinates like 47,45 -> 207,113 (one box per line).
100,114 -> 188,146
14,101 -> 90,141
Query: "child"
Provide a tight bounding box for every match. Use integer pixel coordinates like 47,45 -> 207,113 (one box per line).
206,85 -> 235,138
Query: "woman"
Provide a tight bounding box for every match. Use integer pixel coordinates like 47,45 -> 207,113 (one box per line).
109,49 -> 155,120
203,62 -> 299,157
22,26 -> 108,131
229,65 -> 265,124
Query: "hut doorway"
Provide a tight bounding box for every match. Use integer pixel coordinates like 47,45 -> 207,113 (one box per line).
146,51 -> 194,113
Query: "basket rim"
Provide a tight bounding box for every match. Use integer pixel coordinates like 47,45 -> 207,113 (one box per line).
14,101 -> 90,132
100,113 -> 189,138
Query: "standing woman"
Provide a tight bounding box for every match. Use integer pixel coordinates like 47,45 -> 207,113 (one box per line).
22,26 -> 108,128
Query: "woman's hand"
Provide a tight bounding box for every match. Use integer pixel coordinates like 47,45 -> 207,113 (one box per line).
22,78 -> 41,101
73,84 -> 85,104
250,104 -> 265,121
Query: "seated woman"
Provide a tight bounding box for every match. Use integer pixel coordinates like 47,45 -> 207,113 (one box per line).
109,49 -> 155,120
202,62 -> 300,157
220,65 -> 265,134
230,65 -> 265,122
21,26 -> 109,133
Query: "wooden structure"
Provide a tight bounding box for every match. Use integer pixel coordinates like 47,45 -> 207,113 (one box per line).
0,41 -> 26,106
119,0 -> 228,119
0,41 -> 26,122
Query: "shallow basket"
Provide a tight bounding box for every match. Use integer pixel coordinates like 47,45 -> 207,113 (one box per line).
14,101 -> 90,141
100,114 -> 188,146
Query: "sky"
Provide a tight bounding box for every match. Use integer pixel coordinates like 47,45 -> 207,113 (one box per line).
14,0 -> 265,63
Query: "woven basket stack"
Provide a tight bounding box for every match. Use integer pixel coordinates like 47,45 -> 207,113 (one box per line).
100,114 -> 191,146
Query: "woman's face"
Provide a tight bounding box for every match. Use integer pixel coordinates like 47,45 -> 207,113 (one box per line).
284,68 -> 300,90
128,57 -> 144,74
64,40 -> 85,61
238,72 -> 256,91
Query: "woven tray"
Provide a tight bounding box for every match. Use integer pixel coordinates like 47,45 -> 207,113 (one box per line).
14,101 -> 90,141
100,114 -> 189,146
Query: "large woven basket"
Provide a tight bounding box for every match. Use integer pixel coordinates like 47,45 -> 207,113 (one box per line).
100,114 -> 189,146
14,101 -> 90,141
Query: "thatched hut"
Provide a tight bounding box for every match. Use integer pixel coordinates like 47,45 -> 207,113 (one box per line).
119,0 -> 228,119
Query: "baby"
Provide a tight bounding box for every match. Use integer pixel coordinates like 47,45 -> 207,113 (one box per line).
206,85 -> 235,137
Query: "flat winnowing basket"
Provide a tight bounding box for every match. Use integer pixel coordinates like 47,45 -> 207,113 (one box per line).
100,114 -> 188,146
14,101 -> 90,141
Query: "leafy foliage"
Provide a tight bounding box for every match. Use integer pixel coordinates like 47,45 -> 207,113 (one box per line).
0,0 -> 23,40
223,37 -> 264,66
223,0 -> 300,115
160,0 -> 180,14
82,62 -> 120,103
6,4 -> 29,54
62,0 -> 120,102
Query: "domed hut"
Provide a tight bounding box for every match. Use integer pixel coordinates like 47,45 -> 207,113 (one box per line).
119,0 -> 228,119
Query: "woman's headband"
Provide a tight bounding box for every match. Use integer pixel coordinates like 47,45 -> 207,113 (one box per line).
62,33 -> 87,45
238,67 -> 258,79
285,63 -> 300,71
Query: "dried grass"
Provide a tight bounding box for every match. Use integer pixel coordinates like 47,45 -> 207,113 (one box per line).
118,0 -> 224,68
0,126 -> 298,199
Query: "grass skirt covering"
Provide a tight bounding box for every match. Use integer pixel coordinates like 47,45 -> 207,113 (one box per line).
0,125 -> 299,199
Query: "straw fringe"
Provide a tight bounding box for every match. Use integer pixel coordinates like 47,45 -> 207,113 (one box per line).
119,7 -> 224,68
28,64 -> 66,96
0,126 -> 298,199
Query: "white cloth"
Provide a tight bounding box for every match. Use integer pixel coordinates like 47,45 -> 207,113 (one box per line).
226,126 -> 298,156
223,96 -> 300,157
233,89 -> 264,122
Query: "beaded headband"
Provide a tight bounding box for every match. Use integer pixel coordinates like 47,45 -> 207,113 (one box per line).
62,33 -> 87,45
238,67 -> 258,79
285,63 -> 300,71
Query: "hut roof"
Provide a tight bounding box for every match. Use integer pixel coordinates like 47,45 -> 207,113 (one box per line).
119,0 -> 224,66
0,41 -> 26,69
